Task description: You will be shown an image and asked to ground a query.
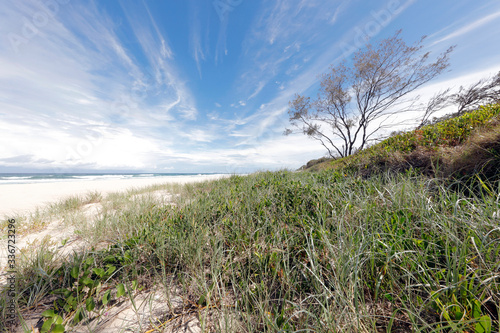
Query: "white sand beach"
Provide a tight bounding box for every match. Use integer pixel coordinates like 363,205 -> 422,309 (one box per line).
0,174 -> 229,218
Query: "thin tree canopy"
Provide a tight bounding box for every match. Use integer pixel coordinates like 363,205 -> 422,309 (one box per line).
285,30 -> 454,158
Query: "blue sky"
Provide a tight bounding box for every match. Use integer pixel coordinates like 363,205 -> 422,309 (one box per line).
1,0 -> 500,173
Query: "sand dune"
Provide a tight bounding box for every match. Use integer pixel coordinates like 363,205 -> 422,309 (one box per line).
1,174 -> 233,332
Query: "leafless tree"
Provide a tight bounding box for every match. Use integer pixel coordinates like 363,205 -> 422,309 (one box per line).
417,88 -> 452,128
417,71 -> 500,127
285,30 -> 454,158
452,71 -> 500,115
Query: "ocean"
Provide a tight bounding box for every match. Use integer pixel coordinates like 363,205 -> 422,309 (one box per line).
0,173 -> 217,185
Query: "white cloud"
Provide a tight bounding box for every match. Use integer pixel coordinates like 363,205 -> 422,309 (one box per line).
0,116 -> 168,170
329,1 -> 351,25
181,129 -> 215,143
248,81 -> 266,100
189,4 -> 207,78
157,133 -> 326,172
119,2 -> 199,121
0,1 -> 202,171
431,10 -> 500,46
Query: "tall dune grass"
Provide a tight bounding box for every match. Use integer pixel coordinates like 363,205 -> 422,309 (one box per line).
2,170 -> 498,332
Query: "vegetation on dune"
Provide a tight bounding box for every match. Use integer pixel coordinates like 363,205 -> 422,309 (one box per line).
1,165 -> 499,332
305,103 -> 500,180
382,104 -> 500,152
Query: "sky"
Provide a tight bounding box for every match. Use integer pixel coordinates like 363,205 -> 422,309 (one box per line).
1,0 -> 500,174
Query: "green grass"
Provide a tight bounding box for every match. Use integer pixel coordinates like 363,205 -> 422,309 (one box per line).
2,171 -> 499,332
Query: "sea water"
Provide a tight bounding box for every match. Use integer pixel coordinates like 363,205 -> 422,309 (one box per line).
0,173 -> 215,185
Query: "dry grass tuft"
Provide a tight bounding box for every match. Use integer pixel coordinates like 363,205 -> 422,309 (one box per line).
439,122 -> 500,179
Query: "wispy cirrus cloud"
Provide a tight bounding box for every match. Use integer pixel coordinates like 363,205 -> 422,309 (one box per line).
0,0 -> 202,171
189,1 -> 210,78
329,0 -> 351,25
233,0 -> 357,109
230,0 -> 415,145
430,9 -> 500,46
190,20 -> 205,78
119,1 -> 198,122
